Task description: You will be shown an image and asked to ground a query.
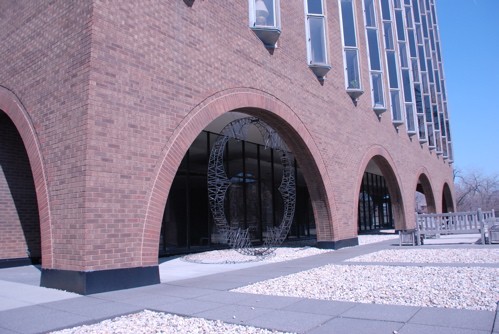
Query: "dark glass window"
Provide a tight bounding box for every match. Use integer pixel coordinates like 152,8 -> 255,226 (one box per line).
391,91 -> 402,121
364,0 -> 376,27
418,45 -> 426,70
384,22 -> 394,49
381,0 -> 391,20
372,73 -> 385,107
408,30 -> 417,57
399,42 -> 408,67
387,51 -> 398,88
405,104 -> 415,131
367,30 -> 381,71
307,0 -> 323,15
395,10 -> 405,41
346,49 -> 360,88
341,0 -> 357,47
402,69 -> 412,102
414,84 -> 423,114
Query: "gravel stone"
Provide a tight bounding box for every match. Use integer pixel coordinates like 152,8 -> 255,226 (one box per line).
50,310 -> 295,334
183,247 -> 332,264
347,248 -> 499,263
233,264 -> 499,311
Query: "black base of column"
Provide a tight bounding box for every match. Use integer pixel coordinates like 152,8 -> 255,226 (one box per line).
40,266 -> 160,295
317,237 -> 358,250
0,257 -> 40,269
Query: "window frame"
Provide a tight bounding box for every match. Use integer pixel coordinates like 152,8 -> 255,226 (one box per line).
340,0 -> 363,98
304,0 -> 331,80
362,0 -> 386,114
248,0 -> 282,48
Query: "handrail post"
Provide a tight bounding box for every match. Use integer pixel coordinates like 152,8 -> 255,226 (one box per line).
478,208 -> 485,244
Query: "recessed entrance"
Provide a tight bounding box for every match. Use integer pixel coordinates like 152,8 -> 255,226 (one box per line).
159,112 -> 316,256
357,160 -> 394,232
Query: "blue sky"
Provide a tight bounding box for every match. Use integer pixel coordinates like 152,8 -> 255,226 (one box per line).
436,0 -> 499,176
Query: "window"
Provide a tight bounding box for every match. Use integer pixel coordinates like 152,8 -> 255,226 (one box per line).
305,0 -> 331,80
381,0 -> 404,126
249,0 -> 281,48
363,0 -> 385,113
340,0 -> 362,100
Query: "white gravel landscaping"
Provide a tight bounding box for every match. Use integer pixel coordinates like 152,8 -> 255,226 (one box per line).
50,310 -> 294,334
347,248 -> 499,263
183,247 -> 332,264
232,264 -> 499,311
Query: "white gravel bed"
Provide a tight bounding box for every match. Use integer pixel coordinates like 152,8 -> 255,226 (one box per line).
183,247 -> 332,264
50,310 -> 294,334
347,248 -> 499,264
182,234 -> 398,264
232,264 -> 499,311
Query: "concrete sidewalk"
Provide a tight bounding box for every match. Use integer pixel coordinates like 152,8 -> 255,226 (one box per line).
0,239 -> 498,334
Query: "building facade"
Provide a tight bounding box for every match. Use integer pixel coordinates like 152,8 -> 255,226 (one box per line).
0,0 -> 455,294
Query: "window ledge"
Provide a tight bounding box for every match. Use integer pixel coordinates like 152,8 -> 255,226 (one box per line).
373,105 -> 387,116
392,120 -> 404,128
419,138 -> 428,144
309,64 -> 331,81
407,130 -> 417,137
251,26 -> 281,48
346,88 -> 364,105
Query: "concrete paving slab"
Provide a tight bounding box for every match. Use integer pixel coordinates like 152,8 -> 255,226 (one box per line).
232,293 -> 303,310
248,309 -> 332,333
398,323 -> 490,334
159,258 -> 265,283
169,277 -> 249,290
0,296 -> 31,311
307,317 -> 403,334
152,299 -> 225,316
0,265 -> 41,286
117,294 -> 185,309
341,302 -> 420,322
0,305 -> 90,334
0,279 -> 77,308
43,296 -> 109,311
409,307 -> 495,331
149,284 -> 214,299
195,304 -> 270,323
282,299 -> 357,316
194,290 -> 257,304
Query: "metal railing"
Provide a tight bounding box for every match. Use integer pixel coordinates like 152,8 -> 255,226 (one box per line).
407,209 -> 497,245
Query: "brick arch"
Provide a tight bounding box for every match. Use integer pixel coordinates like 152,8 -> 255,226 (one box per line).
0,86 -> 53,267
442,182 -> 455,213
354,145 -> 406,230
415,168 -> 437,213
140,88 -> 338,265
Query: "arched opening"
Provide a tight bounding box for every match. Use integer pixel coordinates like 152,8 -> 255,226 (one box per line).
415,173 -> 436,214
159,112 -> 316,255
141,89 -> 340,266
442,182 -> 454,213
0,111 -> 41,264
357,155 -> 405,232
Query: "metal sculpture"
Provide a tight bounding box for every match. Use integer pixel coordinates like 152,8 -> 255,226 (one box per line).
207,117 -> 296,256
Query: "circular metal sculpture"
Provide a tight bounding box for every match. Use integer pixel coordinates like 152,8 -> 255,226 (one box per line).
207,117 -> 296,256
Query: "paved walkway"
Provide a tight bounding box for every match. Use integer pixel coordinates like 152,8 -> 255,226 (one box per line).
0,238 -> 498,334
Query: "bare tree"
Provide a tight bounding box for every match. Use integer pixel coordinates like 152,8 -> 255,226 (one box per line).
455,169 -> 499,212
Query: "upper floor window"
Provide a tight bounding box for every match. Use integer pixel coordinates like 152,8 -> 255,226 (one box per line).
305,0 -> 331,80
340,0 -> 363,104
249,0 -> 281,48
363,0 -> 386,114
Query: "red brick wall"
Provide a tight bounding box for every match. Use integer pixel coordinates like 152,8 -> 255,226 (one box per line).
0,0 -> 455,271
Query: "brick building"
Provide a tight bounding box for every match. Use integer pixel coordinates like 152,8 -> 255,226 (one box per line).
0,0 -> 455,294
